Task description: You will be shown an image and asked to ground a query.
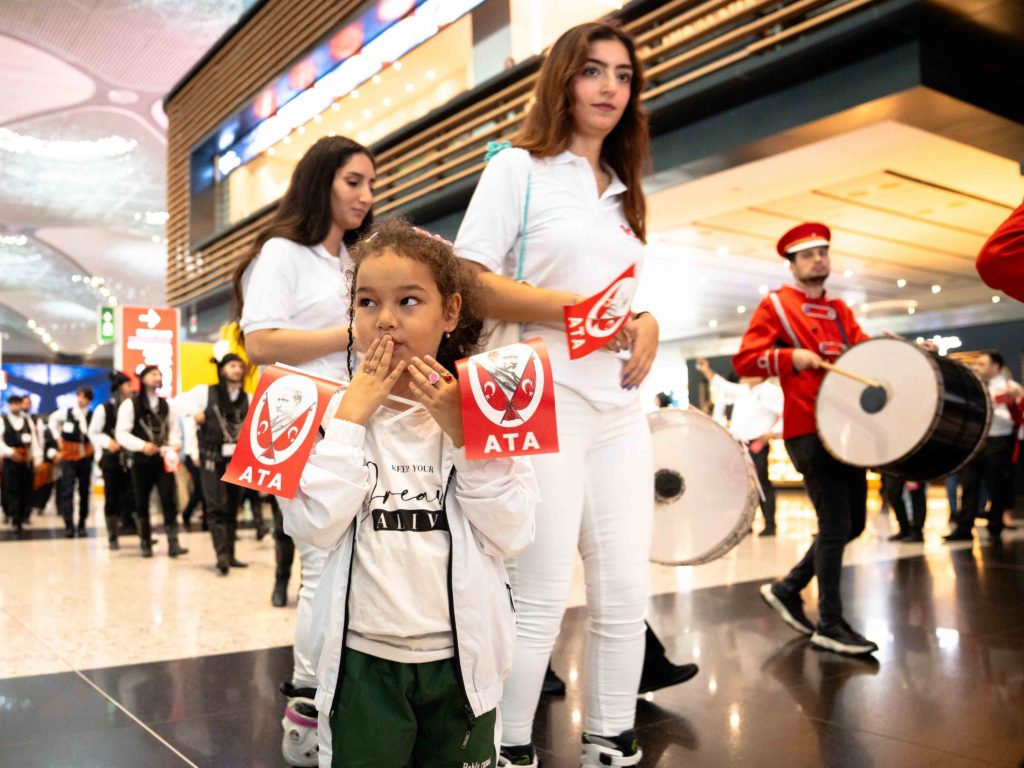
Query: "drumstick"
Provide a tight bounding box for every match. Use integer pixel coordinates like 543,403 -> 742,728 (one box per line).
820,361 -> 883,389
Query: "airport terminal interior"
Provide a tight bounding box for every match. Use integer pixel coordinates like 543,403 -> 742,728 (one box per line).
1,1 -> 1023,767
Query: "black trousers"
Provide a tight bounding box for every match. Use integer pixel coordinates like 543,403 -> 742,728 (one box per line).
130,457 -> 179,539
182,455 -> 205,524
58,456 -> 93,529
881,474 -> 926,535
959,435 -> 1014,535
748,441 -> 776,529
2,460 -> 33,527
271,496 -> 295,579
100,455 -> 134,540
199,457 -> 241,561
781,433 -> 867,627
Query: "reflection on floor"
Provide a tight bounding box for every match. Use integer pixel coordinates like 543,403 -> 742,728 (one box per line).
1,491 -> 1022,766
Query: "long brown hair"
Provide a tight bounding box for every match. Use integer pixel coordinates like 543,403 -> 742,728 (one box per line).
512,22 -> 649,242
232,135 -> 375,317
345,218 -> 484,377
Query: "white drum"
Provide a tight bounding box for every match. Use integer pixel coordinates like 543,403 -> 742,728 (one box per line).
816,338 -> 991,480
648,408 -> 758,566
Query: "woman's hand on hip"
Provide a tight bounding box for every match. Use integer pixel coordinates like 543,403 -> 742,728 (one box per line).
620,313 -> 659,390
335,336 -> 406,426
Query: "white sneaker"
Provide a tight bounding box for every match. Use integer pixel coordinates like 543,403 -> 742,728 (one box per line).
581,730 -> 642,767
281,695 -> 319,767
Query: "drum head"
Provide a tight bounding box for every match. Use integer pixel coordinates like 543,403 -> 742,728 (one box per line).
816,338 -> 940,468
648,408 -> 756,566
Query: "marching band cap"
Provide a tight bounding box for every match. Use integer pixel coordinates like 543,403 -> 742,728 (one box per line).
216,353 -> 244,370
138,364 -> 160,380
109,370 -> 131,388
777,222 -> 831,258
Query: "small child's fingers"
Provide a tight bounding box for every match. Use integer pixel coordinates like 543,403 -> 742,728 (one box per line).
384,361 -> 405,387
378,340 -> 395,377
408,356 -> 433,378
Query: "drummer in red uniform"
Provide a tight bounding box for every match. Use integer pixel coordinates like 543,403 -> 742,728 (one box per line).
734,223 -> 878,655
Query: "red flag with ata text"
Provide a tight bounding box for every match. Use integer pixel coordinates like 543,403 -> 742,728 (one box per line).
457,337 -> 559,460
222,365 -> 344,498
563,263 -> 638,360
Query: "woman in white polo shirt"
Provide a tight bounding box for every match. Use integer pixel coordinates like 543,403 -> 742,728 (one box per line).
455,22 -> 658,768
232,135 -> 374,768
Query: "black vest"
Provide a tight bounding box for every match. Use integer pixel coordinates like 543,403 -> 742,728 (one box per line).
96,400 -> 127,471
198,384 -> 249,457
99,401 -> 117,440
131,393 -> 170,461
2,414 -> 31,449
60,407 -> 90,444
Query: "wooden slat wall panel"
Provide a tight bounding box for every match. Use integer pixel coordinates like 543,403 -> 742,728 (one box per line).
165,0 -> 879,307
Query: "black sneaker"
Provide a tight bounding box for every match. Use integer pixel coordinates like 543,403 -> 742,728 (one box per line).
541,665 -> 566,696
811,619 -> 878,655
760,582 -> 814,636
638,660 -> 699,694
498,743 -> 538,767
581,730 -> 642,767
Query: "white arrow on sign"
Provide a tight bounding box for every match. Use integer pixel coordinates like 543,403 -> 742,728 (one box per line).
137,308 -> 161,329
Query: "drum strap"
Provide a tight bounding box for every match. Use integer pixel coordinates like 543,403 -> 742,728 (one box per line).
768,293 -> 802,349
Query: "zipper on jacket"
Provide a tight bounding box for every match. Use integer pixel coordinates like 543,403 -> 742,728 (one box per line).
506,583 -> 516,614
442,468 -> 477,749
329,522 -> 359,720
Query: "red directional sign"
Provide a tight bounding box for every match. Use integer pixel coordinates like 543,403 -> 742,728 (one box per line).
116,305 -> 181,398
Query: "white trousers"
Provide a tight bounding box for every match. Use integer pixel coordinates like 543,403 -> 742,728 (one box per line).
501,384 -> 653,743
293,540 -> 328,689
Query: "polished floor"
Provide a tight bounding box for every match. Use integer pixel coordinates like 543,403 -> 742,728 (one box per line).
1,490 -> 1022,767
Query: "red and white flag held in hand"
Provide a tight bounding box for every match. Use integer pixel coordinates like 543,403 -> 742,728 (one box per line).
563,263 -> 638,360
457,337 -> 559,460
222,365 -> 344,498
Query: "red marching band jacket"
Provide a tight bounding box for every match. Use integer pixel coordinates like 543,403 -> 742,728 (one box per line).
733,284 -> 869,440
976,198 -> 1024,304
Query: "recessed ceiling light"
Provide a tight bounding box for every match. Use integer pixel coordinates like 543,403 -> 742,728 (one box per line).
931,285 -> 941,294
426,70 -> 436,80
843,269 -> 854,278
907,307 -> 915,315
372,75 -> 382,85
351,90 -> 360,99
736,305 -> 746,314
708,319 -> 718,328
406,83 -> 414,92
393,61 -> 403,71
896,279 -> 906,288
758,285 -> 769,296
362,109 -> 372,119
992,295 -> 1001,303
331,102 -> 341,111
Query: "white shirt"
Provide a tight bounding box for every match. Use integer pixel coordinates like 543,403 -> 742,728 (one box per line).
49,405 -> 91,444
987,373 -> 1020,438
239,237 -> 351,380
114,394 -> 182,453
1,413 -> 41,463
88,402 -> 117,457
346,406 -> 453,663
455,148 -> 646,409
710,375 -> 783,442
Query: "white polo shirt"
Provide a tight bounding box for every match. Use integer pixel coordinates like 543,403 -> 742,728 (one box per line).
455,147 -> 645,409
710,375 -> 783,442
239,237 -> 351,380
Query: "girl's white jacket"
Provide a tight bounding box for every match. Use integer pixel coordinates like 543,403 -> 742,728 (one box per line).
281,418 -> 539,766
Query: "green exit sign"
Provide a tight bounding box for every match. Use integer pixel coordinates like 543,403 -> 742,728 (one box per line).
98,306 -> 116,343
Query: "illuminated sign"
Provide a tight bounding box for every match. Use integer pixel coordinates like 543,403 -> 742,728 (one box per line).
98,305 -> 116,344
200,0 -> 484,182
116,306 -> 181,398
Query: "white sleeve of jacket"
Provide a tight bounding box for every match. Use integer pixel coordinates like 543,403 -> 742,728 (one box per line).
451,450 -> 538,558
280,419 -> 371,551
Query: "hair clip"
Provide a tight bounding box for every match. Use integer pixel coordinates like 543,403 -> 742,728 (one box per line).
411,226 -> 453,247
